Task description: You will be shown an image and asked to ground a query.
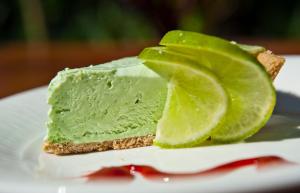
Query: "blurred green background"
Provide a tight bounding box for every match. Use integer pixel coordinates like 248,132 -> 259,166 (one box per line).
1,0 -> 300,43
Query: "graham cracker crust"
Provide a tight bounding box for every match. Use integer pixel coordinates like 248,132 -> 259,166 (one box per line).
43,135 -> 155,155
257,50 -> 285,80
44,50 -> 285,155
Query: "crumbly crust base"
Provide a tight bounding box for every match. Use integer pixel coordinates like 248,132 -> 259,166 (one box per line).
258,50 -> 285,80
43,135 -> 155,155
44,51 -> 284,155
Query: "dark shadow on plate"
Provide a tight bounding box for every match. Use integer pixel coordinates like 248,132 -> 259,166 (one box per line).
246,115 -> 300,142
247,91 -> 300,142
274,91 -> 300,116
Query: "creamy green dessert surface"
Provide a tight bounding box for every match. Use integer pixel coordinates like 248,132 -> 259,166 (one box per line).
47,57 -> 167,144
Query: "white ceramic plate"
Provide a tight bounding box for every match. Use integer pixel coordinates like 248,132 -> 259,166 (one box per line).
1,56 -> 300,193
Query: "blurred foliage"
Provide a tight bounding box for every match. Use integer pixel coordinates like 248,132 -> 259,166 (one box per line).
42,0 -> 157,42
0,0 -> 300,42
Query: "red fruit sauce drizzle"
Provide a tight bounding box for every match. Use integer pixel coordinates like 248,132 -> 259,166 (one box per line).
84,156 -> 296,182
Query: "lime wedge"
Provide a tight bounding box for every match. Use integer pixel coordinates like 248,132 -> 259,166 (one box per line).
160,30 -> 276,142
139,47 -> 228,147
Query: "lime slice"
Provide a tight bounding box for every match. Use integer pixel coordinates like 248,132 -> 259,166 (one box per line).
139,47 -> 228,147
160,30 -> 276,142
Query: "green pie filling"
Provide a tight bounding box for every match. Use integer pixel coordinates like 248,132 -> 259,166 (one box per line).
47,57 -> 167,144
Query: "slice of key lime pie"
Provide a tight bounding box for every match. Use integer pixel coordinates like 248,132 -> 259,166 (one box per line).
44,58 -> 167,154
44,30 -> 285,155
